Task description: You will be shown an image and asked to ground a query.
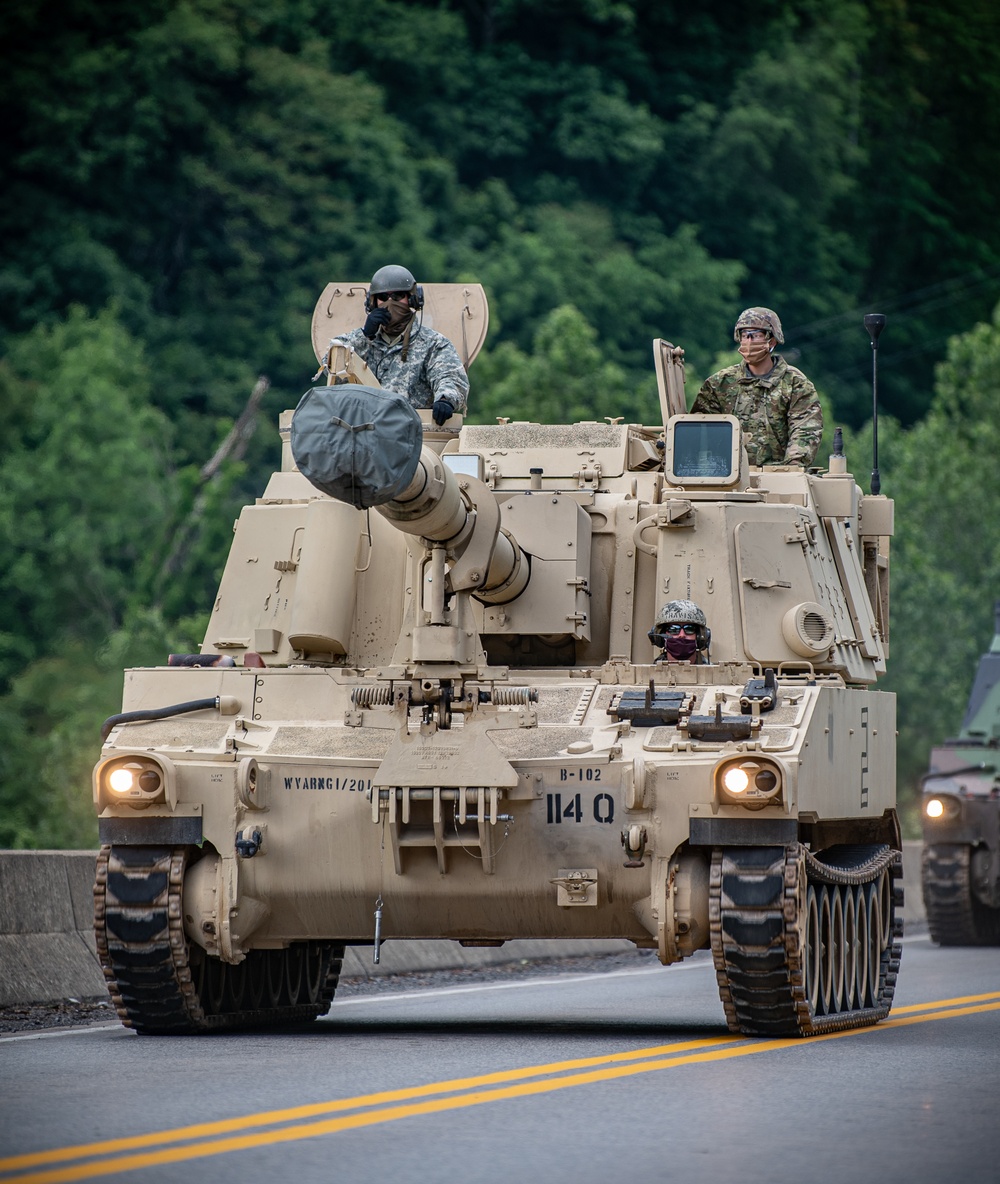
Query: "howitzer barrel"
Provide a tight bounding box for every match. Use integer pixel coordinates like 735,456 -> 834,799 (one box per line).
379,446 -> 528,602
291,385 -> 528,602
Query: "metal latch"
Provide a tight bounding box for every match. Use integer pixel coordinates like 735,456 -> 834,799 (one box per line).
550,868 -> 598,906
575,463 -> 601,490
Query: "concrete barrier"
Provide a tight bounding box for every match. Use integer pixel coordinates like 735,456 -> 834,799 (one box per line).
0,851 -> 107,1007
0,842 -> 927,1006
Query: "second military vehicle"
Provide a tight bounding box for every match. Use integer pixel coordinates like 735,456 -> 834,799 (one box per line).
921,600 -> 1000,944
92,283 -> 901,1037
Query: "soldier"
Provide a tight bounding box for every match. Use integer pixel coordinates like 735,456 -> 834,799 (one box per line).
648,600 -> 711,665
338,264 -> 469,425
691,307 -> 822,466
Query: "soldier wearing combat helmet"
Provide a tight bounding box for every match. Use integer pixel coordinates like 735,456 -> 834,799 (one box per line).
691,307 -> 822,466
338,264 -> 470,425
648,600 -> 711,665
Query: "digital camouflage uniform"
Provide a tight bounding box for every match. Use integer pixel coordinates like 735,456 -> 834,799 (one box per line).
692,354 -> 822,466
340,322 -> 469,414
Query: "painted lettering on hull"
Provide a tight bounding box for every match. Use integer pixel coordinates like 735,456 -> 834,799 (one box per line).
282,775 -> 373,793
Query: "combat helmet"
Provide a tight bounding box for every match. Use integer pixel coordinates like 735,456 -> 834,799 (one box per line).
734,307 -> 784,344
367,264 -> 423,310
648,599 -> 710,652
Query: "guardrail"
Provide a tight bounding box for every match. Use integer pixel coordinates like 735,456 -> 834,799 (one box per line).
0,843 -> 927,1007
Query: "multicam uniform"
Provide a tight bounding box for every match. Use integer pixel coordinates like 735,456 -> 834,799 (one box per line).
692,354 -> 822,466
340,322 -> 469,415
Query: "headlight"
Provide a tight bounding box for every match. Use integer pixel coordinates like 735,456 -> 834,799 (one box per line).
924,794 -> 960,822
95,756 -> 168,809
716,758 -> 783,807
723,767 -> 750,794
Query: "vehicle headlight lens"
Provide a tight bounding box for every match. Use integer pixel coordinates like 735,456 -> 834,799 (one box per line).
923,795 -> 960,821
109,767 -> 136,794
716,758 -> 783,807
723,767 -> 750,794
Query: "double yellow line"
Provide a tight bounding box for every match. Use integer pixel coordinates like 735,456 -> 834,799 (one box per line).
3,992 -> 999,1184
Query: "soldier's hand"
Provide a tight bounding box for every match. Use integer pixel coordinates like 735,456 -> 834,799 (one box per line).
431,398 -> 454,426
362,307 -> 391,339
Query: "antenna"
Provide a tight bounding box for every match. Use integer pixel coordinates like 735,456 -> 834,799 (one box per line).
864,314 -> 886,495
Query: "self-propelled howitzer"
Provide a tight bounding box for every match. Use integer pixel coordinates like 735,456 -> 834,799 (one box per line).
92,291 -> 900,1036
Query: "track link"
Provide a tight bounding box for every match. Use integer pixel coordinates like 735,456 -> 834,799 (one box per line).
710,843 -> 902,1037
94,845 -> 345,1034
922,842 -> 1000,946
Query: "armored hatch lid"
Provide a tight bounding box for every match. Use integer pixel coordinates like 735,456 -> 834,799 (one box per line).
311,282 -> 489,370
458,421 -> 629,479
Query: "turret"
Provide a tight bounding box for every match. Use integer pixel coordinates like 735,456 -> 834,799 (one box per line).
290,384 -> 535,671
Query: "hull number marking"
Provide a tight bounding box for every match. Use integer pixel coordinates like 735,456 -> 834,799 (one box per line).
546,791 -> 615,825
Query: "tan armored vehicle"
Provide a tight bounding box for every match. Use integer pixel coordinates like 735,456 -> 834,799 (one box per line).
93,284 -> 901,1036
921,598 -> 1000,944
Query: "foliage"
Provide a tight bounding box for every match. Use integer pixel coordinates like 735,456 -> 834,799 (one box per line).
876,303 -> 1000,824
471,304 -> 657,425
0,308 -> 173,685
0,608 -> 205,849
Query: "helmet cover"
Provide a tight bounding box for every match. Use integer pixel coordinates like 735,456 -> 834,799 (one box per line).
733,307 -> 784,344
653,600 -> 707,630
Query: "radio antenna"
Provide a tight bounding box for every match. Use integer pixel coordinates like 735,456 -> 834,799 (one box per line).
864,313 -> 886,495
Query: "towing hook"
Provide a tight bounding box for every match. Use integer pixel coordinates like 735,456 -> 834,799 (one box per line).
235,828 -> 262,858
621,824 -> 647,868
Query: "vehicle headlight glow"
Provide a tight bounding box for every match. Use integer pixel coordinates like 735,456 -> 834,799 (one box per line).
723,767 -> 750,794
716,758 -> 783,807
923,794 -> 960,822
109,767 -> 136,794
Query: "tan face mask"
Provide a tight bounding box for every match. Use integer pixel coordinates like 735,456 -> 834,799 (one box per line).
383,298 -> 415,336
739,338 -> 773,367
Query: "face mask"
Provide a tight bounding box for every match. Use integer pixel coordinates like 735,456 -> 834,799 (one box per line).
739,338 -> 773,367
383,298 -> 414,336
664,635 -> 698,660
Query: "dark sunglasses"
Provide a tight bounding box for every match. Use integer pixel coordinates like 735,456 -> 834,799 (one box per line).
665,623 -> 697,635
376,290 -> 411,302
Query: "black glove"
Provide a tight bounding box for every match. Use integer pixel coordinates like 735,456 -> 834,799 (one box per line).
432,398 -> 454,426
362,307 -> 390,339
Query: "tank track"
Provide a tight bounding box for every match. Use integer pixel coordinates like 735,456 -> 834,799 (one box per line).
710,843 -> 902,1037
94,845 -> 345,1034
922,843 -> 1000,946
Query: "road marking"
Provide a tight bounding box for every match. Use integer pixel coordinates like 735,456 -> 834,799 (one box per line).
3,994 -> 1000,1183
0,1025 -> 120,1045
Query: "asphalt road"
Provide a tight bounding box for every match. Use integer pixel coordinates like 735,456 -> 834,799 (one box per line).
1,934 -> 998,1184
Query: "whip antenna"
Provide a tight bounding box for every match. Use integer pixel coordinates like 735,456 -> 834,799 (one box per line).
864,313 -> 886,494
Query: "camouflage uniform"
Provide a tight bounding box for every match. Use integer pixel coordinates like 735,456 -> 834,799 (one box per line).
340,322 -> 469,415
692,355 -> 822,466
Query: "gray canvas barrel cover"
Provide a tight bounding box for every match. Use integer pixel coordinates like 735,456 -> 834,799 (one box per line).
291,385 -> 423,509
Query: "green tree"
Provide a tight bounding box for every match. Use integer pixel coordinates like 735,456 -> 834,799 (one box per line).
0,608 -> 204,849
868,303 -> 1000,830
472,303 -> 655,425
0,307 -> 173,687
